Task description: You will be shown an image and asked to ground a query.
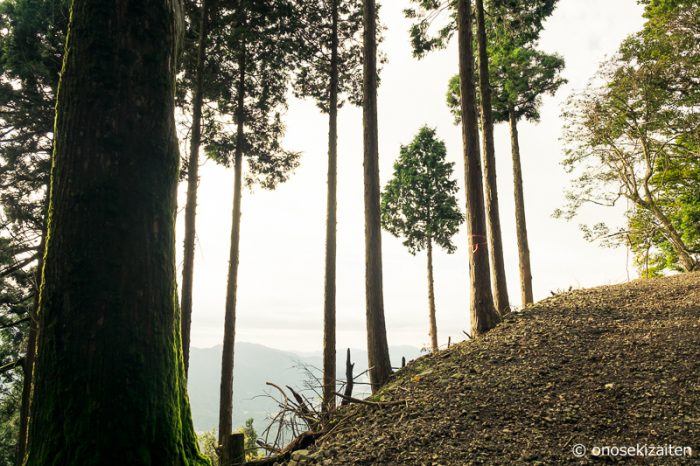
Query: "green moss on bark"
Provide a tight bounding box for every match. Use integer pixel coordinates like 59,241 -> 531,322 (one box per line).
24,1 -> 209,465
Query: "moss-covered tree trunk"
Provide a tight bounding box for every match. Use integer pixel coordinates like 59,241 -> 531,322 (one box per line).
24,0 -> 208,464
508,111 -> 533,306
475,0 -> 509,315
219,50 -> 246,447
362,0 -> 392,392
181,0 -> 212,377
322,0 -> 339,415
456,0 -> 500,336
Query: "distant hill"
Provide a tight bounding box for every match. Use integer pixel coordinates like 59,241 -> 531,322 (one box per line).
187,342 -> 422,433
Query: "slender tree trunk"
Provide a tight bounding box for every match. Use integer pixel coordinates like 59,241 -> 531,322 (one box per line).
638,139 -> 697,271
322,0 -> 339,415
24,0 -> 207,463
645,192 -> 697,272
426,239 -> 438,352
219,49 -> 246,447
475,0 -> 509,315
16,223 -> 46,466
509,111 -> 533,306
181,0 -> 212,378
456,0 -> 500,336
362,0 -> 392,391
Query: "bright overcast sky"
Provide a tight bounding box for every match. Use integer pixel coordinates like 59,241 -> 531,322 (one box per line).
177,0 -> 646,353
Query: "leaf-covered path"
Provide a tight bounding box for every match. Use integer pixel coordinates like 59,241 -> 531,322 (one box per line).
283,273 -> 699,465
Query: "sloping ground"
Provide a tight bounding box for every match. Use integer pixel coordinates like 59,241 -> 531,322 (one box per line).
284,273 -> 700,465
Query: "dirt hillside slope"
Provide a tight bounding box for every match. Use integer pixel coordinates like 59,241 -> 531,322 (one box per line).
284,273 -> 699,465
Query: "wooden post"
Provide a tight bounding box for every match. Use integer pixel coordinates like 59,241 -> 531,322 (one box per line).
220,432 -> 245,466
448,336 -> 451,348
401,356 -> 406,368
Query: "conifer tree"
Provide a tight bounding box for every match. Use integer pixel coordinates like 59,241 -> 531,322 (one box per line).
24,0 -> 208,463
362,0 -> 392,390
407,0 -> 500,335
207,0 -> 301,445
293,0 -> 364,413
474,0 -> 509,314
179,0 -> 215,377
446,0 -> 565,306
381,127 -> 464,352
0,2 -> 70,461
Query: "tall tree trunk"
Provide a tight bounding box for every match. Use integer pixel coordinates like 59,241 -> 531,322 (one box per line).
509,111 -> 533,305
426,238 -> 438,352
475,0 -> 509,315
456,0 -> 500,336
219,50 -> 246,447
362,0 -> 392,391
24,0 -> 207,463
16,222 -> 46,466
322,0 -> 339,416
181,0 -> 212,378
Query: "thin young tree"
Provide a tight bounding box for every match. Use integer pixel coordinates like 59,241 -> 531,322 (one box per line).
293,0 -> 363,413
0,1 -> 70,461
24,0 -> 208,463
362,0 -> 392,391
209,0 -> 301,445
446,0 -> 565,306
456,0 -> 500,334
180,0 -> 215,378
381,126 -> 464,352
474,0 -> 509,314
406,0 -> 500,334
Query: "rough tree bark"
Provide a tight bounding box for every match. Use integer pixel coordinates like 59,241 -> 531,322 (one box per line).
362,0 -> 392,391
475,0 -> 509,315
24,0 -> 208,464
509,110 -> 533,306
181,0 -> 212,378
219,42 -> 246,447
322,0 -> 339,415
456,0 -> 500,336
426,239 -> 438,352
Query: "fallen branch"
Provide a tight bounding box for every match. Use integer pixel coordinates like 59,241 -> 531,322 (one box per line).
0,358 -> 24,375
246,431 -> 322,466
265,382 -> 289,405
0,317 -> 30,330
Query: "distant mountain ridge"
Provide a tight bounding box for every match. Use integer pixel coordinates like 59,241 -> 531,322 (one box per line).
187,342 -> 422,433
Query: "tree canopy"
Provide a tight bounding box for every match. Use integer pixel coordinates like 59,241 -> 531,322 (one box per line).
381,126 -> 463,255
558,1 -> 699,274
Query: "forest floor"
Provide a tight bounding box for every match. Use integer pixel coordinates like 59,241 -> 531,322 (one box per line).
274,272 -> 699,465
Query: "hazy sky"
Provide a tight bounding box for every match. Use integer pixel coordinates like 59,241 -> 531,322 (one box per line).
177,0 -> 646,353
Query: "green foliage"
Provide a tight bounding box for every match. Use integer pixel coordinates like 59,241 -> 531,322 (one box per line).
559,2 -> 700,273
0,377 -> 20,466
381,126 -> 464,255
445,0 -> 565,124
0,2 -> 69,462
238,417 -> 260,460
292,0 -> 364,111
202,0 -> 301,189
405,0 -> 558,59
195,418 -> 260,465
197,430 -> 219,465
